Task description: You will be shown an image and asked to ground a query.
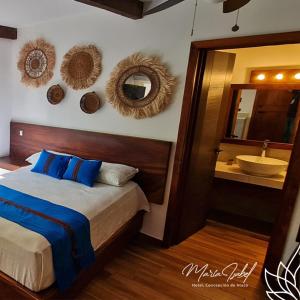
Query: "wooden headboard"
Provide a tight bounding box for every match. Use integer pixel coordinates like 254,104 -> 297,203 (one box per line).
10,122 -> 172,205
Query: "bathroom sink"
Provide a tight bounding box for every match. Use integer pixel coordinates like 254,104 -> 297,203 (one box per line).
236,155 -> 288,177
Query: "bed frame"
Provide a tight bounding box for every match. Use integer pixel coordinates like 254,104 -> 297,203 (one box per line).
10,122 -> 172,204
0,122 -> 172,299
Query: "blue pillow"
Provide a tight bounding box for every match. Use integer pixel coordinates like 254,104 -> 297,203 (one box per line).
31,150 -> 71,179
63,157 -> 102,187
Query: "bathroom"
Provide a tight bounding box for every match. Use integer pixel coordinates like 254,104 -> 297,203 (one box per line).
208,44 -> 300,236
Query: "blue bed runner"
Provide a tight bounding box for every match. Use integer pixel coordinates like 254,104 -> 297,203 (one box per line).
0,185 -> 95,291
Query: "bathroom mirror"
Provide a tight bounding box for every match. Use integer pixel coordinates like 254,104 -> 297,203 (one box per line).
224,84 -> 300,146
122,73 -> 152,100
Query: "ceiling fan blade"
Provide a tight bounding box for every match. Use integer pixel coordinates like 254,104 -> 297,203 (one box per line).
223,0 -> 251,13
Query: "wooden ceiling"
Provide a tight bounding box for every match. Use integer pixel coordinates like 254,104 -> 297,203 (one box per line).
75,0 -> 144,19
0,0 -> 184,40
75,0 -> 185,19
144,0 -> 184,16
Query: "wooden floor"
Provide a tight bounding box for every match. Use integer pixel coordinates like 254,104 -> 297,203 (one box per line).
75,222 -> 268,300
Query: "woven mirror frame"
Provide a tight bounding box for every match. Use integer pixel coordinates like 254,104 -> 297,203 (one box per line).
106,53 -> 176,119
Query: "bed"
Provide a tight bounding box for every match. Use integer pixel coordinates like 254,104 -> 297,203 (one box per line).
0,165 -> 149,292
0,122 -> 172,299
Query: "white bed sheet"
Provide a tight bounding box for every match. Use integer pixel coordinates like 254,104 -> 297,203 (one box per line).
0,166 -> 149,292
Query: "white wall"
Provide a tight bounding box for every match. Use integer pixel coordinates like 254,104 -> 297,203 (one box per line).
11,11 -> 191,142
7,0 -> 300,244
235,89 -> 256,139
10,2 -> 193,240
0,40 -> 13,156
239,89 -> 256,115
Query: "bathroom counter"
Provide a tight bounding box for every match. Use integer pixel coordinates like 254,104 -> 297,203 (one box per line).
214,161 -> 286,189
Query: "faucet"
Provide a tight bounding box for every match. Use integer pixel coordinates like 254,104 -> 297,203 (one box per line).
261,140 -> 270,157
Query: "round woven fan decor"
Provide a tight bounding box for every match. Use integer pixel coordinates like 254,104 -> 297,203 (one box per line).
47,84 -> 65,105
17,38 -> 55,88
80,92 -> 101,114
106,53 -> 176,119
61,45 -> 102,90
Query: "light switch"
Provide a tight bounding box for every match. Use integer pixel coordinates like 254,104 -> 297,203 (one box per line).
19,130 -> 23,137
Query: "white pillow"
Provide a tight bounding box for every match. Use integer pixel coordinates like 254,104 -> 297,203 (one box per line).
25,150 -> 72,165
97,162 -> 139,186
26,151 -> 138,186
26,152 -> 41,164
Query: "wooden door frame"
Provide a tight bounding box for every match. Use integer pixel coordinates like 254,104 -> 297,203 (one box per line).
163,31 -> 300,274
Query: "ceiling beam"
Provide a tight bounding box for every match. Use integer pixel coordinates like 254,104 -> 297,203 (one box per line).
75,0 -> 144,19
0,25 -> 17,40
144,0 -> 184,15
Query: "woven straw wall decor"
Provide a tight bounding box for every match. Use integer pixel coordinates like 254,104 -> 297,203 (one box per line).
106,53 -> 176,119
80,92 -> 101,114
17,38 -> 55,88
47,84 -> 65,105
60,45 -> 102,90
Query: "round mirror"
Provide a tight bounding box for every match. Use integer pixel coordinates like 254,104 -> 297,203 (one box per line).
122,73 -> 152,100
107,53 -> 175,119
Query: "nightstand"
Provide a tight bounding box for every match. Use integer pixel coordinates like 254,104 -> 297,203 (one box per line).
0,156 -> 30,171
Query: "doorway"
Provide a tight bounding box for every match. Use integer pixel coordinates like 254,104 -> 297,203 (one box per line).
164,31 -> 300,275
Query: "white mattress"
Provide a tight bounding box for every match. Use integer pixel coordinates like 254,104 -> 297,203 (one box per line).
0,166 -> 149,292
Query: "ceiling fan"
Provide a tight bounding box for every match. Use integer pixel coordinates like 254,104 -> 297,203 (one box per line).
205,0 -> 251,32
208,0 -> 251,13
223,0 -> 251,13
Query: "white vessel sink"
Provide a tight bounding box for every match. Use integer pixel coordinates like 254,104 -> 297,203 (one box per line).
236,155 -> 288,177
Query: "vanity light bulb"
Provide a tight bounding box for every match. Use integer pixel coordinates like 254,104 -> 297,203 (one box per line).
275,73 -> 284,80
257,74 -> 265,81
295,73 -> 300,80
